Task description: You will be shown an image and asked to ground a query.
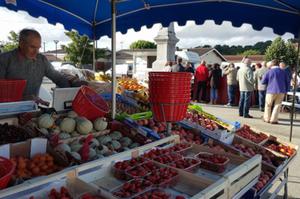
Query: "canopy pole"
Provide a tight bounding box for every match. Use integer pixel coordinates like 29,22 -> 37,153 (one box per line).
289,32 -> 300,142
93,22 -> 96,71
111,0 -> 117,119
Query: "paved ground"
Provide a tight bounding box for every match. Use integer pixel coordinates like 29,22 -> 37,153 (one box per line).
199,103 -> 300,199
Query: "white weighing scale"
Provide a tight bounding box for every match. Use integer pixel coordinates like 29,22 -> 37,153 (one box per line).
52,87 -> 80,112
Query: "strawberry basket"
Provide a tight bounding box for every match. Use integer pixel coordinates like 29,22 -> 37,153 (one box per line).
195,152 -> 230,173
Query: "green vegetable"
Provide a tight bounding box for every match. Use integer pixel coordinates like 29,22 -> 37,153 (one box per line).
59,132 -> 71,139
38,114 -> 54,129
97,135 -> 112,145
55,143 -> 71,153
67,111 -> 78,118
93,117 -> 108,131
60,118 -> 76,133
120,137 -> 132,147
109,131 -> 122,140
76,117 -> 93,135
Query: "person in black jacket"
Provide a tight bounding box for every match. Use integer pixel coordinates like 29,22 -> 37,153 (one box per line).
209,63 -> 222,104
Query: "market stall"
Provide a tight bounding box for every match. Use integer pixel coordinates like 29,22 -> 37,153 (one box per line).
0,1 -> 300,199
0,73 -> 297,199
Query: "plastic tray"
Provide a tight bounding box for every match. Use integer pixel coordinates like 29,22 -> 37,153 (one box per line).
144,167 -> 179,188
133,188 -> 188,199
112,178 -> 153,199
112,157 -> 147,180
152,153 -> 183,164
126,161 -> 160,179
195,152 -> 230,173
168,158 -> 200,173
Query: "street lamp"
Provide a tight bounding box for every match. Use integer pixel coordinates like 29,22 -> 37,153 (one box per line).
53,40 -> 59,60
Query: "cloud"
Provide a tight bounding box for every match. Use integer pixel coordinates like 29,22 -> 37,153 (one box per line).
175,21 -> 293,47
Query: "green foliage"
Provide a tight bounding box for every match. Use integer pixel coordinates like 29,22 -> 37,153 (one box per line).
265,37 -> 298,66
214,40 -> 272,55
241,49 -> 261,56
1,31 -> 19,52
62,31 -> 106,66
129,40 -> 156,49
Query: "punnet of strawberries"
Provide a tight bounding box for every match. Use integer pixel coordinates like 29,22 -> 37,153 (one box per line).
127,161 -> 160,178
168,158 -> 200,171
113,157 -> 147,180
113,179 -> 153,198
196,153 -> 229,173
133,189 -> 186,199
236,125 -> 268,144
145,167 -> 178,187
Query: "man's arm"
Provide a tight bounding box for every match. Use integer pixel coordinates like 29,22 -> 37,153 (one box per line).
43,57 -> 70,88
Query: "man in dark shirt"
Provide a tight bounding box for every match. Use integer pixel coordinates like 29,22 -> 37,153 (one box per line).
0,28 -> 70,100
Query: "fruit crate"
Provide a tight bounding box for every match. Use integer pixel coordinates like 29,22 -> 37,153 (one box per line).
74,137 -> 228,199
173,144 -> 261,198
133,187 -> 189,199
195,152 -> 230,173
179,120 -> 234,145
111,178 -> 153,199
242,163 -> 277,199
230,136 -> 287,174
262,135 -> 298,159
235,125 -> 269,146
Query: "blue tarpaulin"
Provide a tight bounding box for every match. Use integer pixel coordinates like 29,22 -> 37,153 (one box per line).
1,0 -> 300,39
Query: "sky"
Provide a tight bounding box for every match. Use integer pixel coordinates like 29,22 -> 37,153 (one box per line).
0,7 -> 295,52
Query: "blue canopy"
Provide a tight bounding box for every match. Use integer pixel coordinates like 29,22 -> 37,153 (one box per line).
1,0 -> 300,39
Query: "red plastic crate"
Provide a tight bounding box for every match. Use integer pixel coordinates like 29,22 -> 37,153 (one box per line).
0,79 -> 26,103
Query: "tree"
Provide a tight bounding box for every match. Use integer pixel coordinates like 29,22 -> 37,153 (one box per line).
61,31 -> 106,66
265,37 -> 298,66
2,31 -> 19,52
241,49 -> 261,56
130,40 -> 156,49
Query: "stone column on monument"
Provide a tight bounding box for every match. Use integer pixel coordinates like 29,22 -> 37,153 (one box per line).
152,22 -> 179,71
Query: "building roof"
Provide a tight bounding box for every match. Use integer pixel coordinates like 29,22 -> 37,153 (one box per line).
224,55 -> 265,63
188,47 -> 227,61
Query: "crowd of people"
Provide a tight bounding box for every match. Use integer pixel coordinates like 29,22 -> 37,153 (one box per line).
166,56 -> 299,125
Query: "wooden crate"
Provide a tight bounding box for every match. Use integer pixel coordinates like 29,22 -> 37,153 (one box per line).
223,154 -> 261,198
180,144 -> 261,198
0,135 -> 179,199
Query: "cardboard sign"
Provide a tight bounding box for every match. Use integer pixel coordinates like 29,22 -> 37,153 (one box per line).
31,138 -> 47,158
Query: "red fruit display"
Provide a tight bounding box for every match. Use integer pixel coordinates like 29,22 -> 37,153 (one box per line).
168,158 -> 200,172
169,143 -> 191,153
80,193 -> 106,199
196,153 -> 229,173
127,161 -> 159,178
236,125 -> 268,144
134,189 -> 186,199
113,157 -> 147,180
153,153 -> 183,164
43,186 -> 72,199
142,148 -> 172,159
254,170 -> 274,192
171,126 -> 203,144
266,143 -> 295,157
136,119 -> 168,133
113,179 -> 152,198
233,143 -> 275,166
185,111 -> 221,131
145,167 -> 178,186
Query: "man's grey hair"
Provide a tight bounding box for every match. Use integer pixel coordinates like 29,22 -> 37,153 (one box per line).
19,28 -> 41,43
271,59 -> 279,66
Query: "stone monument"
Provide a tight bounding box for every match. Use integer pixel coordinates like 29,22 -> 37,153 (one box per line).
152,22 -> 179,71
